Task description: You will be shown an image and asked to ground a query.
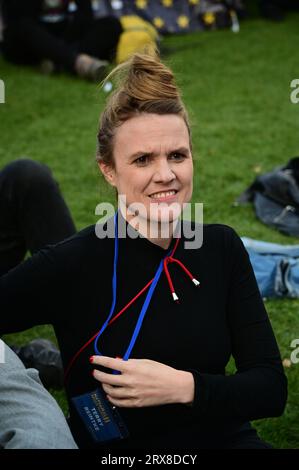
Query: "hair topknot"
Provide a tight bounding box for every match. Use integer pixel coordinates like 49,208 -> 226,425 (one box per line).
97,52 -> 191,166
105,52 -> 180,102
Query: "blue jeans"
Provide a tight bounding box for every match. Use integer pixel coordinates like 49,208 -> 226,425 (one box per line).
242,237 -> 299,298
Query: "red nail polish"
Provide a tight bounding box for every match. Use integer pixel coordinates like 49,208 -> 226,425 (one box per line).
89,356 -> 94,363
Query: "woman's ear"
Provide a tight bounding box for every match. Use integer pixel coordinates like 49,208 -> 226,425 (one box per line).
98,161 -> 116,187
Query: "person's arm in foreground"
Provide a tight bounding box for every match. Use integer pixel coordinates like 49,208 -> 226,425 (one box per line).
0,340 -> 77,449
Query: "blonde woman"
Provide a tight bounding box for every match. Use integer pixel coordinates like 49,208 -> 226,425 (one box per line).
0,53 -> 287,449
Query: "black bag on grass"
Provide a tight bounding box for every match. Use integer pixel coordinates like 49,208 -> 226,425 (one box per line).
236,157 -> 299,237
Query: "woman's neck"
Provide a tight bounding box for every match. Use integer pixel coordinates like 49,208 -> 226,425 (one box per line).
119,207 -> 179,250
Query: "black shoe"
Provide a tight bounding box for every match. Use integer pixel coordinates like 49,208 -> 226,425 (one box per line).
11,339 -> 63,390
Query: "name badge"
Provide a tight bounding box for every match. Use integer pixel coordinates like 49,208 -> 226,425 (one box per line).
72,388 -> 129,443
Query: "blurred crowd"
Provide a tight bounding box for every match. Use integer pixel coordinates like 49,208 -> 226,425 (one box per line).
0,1 -> 298,81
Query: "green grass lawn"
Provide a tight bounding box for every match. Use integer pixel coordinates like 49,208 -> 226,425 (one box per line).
1,12 -> 299,449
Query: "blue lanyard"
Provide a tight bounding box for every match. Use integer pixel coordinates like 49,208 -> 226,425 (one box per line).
93,211 -> 172,367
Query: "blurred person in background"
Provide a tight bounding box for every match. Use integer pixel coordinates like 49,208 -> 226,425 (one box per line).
1,0 -> 122,81
0,158 -> 76,277
0,159 -> 76,389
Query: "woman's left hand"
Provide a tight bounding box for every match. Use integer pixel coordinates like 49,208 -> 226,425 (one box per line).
90,356 -> 194,408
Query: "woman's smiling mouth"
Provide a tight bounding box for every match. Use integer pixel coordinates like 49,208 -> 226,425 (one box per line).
149,190 -> 178,202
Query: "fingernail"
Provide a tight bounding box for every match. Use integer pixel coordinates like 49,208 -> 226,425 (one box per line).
91,370 -> 94,377
89,356 -> 94,363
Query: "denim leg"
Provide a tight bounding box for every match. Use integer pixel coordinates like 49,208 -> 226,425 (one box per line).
242,237 -> 299,298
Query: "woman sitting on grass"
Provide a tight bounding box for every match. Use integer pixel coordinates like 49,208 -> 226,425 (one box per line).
0,52 -> 287,449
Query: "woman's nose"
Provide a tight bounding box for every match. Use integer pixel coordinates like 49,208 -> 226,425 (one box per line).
153,160 -> 175,183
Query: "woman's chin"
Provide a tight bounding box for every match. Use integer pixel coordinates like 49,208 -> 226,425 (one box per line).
147,212 -> 181,226
148,202 -> 182,220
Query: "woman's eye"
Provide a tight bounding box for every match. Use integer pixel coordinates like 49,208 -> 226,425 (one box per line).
170,153 -> 186,161
135,155 -> 148,165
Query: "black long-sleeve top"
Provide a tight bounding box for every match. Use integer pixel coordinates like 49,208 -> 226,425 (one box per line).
0,217 -> 287,449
